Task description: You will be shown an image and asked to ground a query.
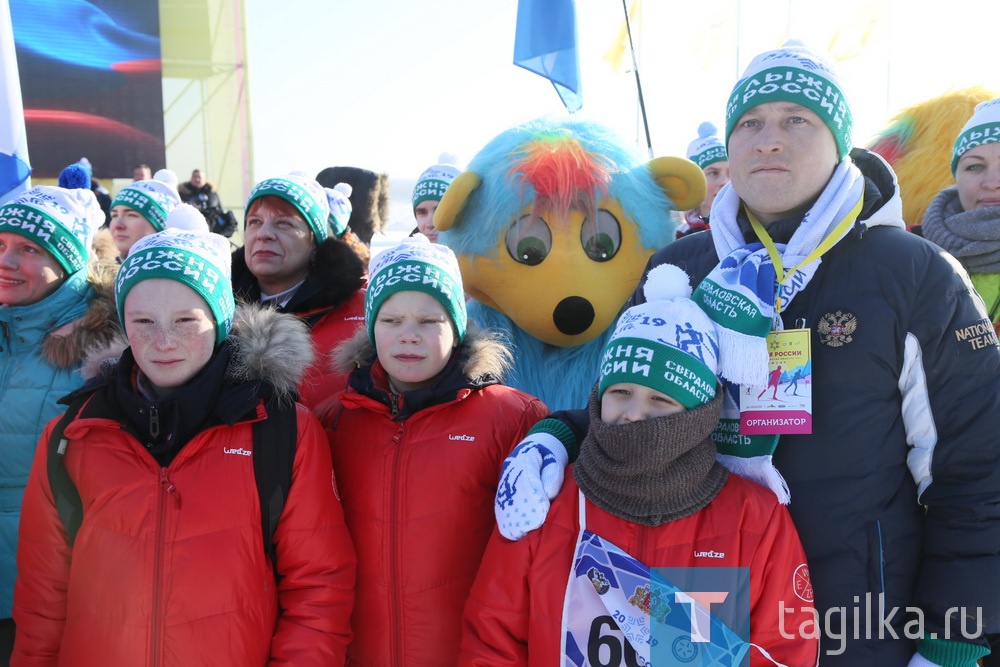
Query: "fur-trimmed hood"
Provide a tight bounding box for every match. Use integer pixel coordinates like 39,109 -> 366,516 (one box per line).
82,303 -> 316,403
332,323 -> 511,384
40,259 -> 122,370
231,236 -> 366,324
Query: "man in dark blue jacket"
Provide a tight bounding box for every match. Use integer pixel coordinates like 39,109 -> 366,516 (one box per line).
494,43 -> 1000,667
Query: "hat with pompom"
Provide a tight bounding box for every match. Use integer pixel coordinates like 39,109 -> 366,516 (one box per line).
110,169 -> 182,231
163,203 -> 210,233
725,40 -> 853,160
326,182 -> 353,237
598,264 -> 720,408
58,163 -> 92,191
0,185 -> 105,274
952,97 -> 1000,175
686,122 -> 728,170
412,154 -> 461,212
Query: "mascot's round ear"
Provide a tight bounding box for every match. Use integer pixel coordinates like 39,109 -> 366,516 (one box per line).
433,171 -> 482,232
647,156 -> 707,212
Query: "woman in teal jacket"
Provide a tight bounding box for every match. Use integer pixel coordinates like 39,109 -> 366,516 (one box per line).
0,181 -> 117,660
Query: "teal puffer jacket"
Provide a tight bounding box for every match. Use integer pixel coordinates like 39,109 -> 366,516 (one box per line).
0,264 -> 119,617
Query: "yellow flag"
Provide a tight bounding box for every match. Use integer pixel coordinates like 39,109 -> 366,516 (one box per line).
603,0 -> 642,73
828,4 -> 885,62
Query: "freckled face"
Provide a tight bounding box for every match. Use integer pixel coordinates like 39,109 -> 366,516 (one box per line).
124,279 -> 216,398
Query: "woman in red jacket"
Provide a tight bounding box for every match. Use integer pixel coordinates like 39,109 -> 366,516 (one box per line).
12,229 -> 356,667
459,265 -> 817,667
232,172 -> 369,409
316,238 -> 548,667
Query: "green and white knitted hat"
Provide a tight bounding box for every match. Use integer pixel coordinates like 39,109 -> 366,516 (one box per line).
725,42 -> 853,160
116,229 -> 235,347
598,264 -> 719,409
247,172 -> 335,243
952,97 -> 1000,175
110,169 -> 182,231
687,122 -> 728,170
365,236 -> 467,343
0,185 -> 105,274
411,156 -> 461,212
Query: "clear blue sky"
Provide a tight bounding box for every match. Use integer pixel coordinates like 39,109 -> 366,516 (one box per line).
244,0 -> 999,184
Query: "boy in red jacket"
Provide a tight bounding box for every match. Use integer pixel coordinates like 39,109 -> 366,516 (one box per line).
13,228 -> 356,666
315,237 -> 548,667
459,264 -> 817,667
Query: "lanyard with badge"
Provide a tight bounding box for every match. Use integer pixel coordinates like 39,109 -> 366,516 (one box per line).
736,198 -> 863,436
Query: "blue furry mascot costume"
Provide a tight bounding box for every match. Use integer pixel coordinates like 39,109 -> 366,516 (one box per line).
434,117 -> 705,410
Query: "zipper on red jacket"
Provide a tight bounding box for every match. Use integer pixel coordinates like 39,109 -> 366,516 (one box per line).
151,467 -> 178,667
389,423 -> 405,667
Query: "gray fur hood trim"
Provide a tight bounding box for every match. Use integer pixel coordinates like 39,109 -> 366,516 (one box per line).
82,304 -> 315,401
332,323 -> 512,382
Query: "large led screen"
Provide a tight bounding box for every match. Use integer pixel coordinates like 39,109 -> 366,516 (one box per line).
10,0 -> 165,179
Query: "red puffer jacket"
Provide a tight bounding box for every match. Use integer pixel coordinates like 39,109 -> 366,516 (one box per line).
13,403 -> 356,667
13,307 -> 356,667
460,473 -> 818,667
297,287 -> 366,409
317,329 -> 548,667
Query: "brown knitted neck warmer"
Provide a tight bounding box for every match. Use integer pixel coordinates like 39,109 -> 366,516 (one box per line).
574,387 -> 728,526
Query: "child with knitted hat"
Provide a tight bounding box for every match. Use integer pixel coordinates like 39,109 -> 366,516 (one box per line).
108,168 -> 183,259
460,264 -> 816,666
411,155 -> 461,242
314,236 -> 547,667
677,122 -> 730,239
13,227 -> 357,665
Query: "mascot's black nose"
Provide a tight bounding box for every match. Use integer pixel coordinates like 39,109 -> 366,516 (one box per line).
553,297 -> 595,336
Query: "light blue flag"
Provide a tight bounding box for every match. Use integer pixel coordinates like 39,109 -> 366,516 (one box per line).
0,1 -> 30,204
513,0 -> 582,112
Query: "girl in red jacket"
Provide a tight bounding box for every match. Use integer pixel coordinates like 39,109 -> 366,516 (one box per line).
12,228 -> 356,667
459,265 -> 817,667
316,237 -> 548,667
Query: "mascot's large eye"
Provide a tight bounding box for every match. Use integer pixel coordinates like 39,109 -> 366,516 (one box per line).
581,209 -> 622,262
506,215 -> 552,266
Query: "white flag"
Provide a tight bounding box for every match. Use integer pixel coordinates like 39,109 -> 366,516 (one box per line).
0,1 -> 30,204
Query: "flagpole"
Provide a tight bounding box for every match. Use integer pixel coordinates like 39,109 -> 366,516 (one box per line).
621,0 -> 653,158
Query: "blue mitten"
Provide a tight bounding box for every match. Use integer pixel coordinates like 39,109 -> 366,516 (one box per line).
495,432 -> 569,540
